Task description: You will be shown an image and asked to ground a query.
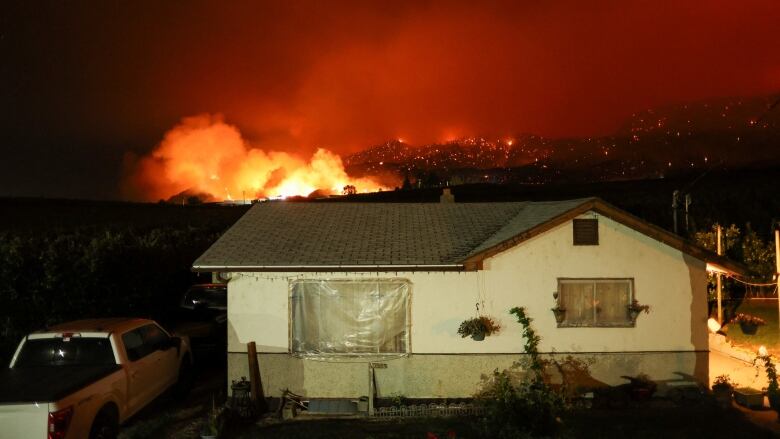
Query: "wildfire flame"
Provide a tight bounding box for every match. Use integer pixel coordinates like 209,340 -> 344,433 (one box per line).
122,114 -> 386,201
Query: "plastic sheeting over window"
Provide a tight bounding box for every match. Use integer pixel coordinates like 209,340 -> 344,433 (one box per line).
290,279 -> 411,358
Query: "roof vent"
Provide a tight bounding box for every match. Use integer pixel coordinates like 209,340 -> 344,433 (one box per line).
573,218 -> 599,245
440,188 -> 455,203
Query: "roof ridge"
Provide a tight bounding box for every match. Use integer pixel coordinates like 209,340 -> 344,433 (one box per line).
465,201 -> 531,257
461,198 -> 596,261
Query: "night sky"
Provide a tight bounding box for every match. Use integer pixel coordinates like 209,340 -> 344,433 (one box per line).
2,1 -> 779,199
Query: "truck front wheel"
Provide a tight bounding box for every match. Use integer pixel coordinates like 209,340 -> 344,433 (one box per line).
89,405 -> 119,439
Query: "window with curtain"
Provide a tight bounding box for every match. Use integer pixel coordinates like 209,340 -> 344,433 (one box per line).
290,279 -> 410,357
557,279 -> 633,327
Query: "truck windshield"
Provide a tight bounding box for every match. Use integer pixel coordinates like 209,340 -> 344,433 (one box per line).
14,337 -> 115,367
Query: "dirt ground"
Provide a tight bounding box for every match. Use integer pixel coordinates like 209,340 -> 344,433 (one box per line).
224,403 -> 776,439
118,350 -> 778,439
118,348 -> 227,439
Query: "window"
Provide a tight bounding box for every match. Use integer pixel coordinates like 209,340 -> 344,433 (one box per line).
122,329 -> 145,361
140,324 -> 170,352
15,338 -> 115,367
573,219 -> 599,245
557,279 -> 633,327
290,279 -> 410,357
122,324 -> 170,361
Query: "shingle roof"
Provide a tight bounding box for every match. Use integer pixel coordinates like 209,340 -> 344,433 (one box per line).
193,198 -> 595,270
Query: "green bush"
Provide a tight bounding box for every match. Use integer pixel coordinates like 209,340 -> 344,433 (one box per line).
0,226 -> 223,364
476,307 -> 567,438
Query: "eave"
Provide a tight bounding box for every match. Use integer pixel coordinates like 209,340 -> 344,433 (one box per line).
192,264 -> 469,273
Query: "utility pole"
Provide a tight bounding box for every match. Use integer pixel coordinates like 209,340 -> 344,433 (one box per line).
717,225 -> 723,324
672,190 -> 680,235
684,193 -> 692,234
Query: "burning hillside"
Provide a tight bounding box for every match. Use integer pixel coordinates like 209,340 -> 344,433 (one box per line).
122,114 -> 388,202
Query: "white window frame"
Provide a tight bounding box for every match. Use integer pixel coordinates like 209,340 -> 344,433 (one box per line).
556,278 -> 635,328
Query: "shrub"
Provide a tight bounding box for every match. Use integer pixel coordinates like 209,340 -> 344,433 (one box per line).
476,307 -> 567,438
712,374 -> 734,392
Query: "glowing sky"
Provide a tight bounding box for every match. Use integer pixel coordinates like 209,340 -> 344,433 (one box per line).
1,1 -> 779,198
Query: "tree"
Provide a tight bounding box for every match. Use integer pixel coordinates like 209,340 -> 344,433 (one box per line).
342,185 -> 356,195
401,174 -> 412,190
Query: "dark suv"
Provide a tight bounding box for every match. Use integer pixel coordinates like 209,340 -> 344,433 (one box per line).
174,284 -> 227,356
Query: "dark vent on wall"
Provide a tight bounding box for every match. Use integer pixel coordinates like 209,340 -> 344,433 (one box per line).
573,219 -> 599,245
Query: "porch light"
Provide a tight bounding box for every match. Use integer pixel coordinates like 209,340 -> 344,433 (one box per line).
706,263 -> 729,274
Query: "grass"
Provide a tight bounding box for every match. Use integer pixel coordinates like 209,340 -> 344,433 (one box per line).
722,299 -> 780,352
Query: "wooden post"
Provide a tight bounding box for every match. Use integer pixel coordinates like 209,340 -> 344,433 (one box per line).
775,227 -> 780,334
247,341 -> 268,413
717,225 -> 723,324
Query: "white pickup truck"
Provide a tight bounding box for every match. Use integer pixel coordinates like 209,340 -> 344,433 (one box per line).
0,318 -> 192,439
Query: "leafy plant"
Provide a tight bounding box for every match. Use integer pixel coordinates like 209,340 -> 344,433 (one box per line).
457,316 -> 501,338
755,351 -> 780,413
476,307 -> 567,438
627,300 -> 650,314
389,392 -> 408,407
712,374 -> 734,391
202,396 -> 222,437
731,313 -> 766,326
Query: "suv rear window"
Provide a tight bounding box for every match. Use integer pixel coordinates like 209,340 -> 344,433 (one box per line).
183,286 -> 227,309
15,337 -> 115,367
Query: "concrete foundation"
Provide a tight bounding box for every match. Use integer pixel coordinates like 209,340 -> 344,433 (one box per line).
228,351 -> 707,398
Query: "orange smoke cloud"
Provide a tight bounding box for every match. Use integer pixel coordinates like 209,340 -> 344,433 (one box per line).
122,114 -> 386,201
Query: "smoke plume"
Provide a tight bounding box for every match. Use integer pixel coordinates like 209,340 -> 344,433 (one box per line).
122,114 -> 386,201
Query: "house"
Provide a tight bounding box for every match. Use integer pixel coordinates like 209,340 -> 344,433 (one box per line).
192,197 -> 742,401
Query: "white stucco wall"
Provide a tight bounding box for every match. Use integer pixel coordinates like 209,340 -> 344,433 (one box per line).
225,211 -> 709,397
228,212 -> 707,354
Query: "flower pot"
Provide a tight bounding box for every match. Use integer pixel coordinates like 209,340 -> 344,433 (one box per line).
552,308 -> 566,324
471,332 -> 485,341
740,322 -> 759,335
734,388 -> 764,409
712,387 -> 732,408
629,386 -> 655,401
629,309 -> 640,322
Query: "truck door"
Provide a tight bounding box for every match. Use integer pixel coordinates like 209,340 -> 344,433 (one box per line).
139,324 -> 180,395
122,328 -> 158,414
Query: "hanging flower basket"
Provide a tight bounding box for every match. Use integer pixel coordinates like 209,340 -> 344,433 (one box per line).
731,313 -> 765,335
551,307 -> 566,324
627,300 -> 650,323
457,316 -> 500,341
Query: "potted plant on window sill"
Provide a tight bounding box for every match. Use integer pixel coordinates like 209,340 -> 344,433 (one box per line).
551,306 -> 566,324
731,313 -> 766,335
457,316 -> 500,341
627,300 -> 650,322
